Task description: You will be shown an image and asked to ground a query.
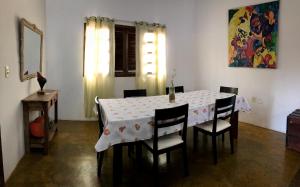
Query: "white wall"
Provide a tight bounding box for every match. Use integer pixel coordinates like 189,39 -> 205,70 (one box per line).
46,0 -> 300,131
0,0 -> 46,180
46,0 -> 198,120
195,0 -> 300,133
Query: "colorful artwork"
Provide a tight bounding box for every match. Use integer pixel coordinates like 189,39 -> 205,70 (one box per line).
228,1 -> 279,68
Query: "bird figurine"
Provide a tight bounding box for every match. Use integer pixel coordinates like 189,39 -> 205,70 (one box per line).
37,72 -> 47,95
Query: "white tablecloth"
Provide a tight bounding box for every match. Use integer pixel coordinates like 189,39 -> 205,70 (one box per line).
95,90 -> 251,152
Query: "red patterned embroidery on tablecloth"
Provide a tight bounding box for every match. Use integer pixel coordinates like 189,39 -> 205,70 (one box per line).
119,126 -> 126,133
203,108 -> 207,113
148,121 -> 154,127
135,124 -> 141,130
104,129 -> 110,136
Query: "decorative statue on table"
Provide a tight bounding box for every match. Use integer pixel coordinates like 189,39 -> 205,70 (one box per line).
37,72 -> 47,95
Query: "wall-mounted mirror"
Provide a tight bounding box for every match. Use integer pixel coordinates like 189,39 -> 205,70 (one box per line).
20,18 -> 43,81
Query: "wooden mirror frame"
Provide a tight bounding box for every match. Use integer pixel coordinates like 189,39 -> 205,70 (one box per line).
20,18 -> 43,81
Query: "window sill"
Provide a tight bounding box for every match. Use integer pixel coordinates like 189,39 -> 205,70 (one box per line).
115,72 -> 136,77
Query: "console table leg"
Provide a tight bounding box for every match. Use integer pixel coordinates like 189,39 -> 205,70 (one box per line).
43,105 -> 49,155
55,100 -> 58,124
23,105 -> 30,153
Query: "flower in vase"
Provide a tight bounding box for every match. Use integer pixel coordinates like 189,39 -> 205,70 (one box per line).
170,68 -> 176,88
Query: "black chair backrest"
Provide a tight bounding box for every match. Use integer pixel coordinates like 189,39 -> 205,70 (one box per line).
212,95 -> 236,133
153,104 -> 189,150
166,86 -> 184,95
95,96 -> 104,136
220,86 -> 238,95
124,89 -> 147,98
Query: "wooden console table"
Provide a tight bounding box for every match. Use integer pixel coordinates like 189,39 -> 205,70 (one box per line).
22,89 -> 58,154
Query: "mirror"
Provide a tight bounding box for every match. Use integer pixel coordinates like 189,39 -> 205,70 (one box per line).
20,18 -> 43,81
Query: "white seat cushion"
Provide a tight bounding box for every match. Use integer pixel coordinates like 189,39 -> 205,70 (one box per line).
195,119 -> 231,133
144,134 -> 183,150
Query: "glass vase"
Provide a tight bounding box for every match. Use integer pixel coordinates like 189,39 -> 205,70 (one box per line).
169,86 -> 175,103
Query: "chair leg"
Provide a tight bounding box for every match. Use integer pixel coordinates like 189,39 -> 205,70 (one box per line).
97,151 -> 105,177
212,135 -> 217,164
193,127 -> 198,152
230,129 -> 234,154
153,153 -> 159,185
183,144 -> 189,176
166,152 -> 171,164
222,133 -> 225,142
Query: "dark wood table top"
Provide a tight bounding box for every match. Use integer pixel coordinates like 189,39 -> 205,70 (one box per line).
22,89 -> 58,103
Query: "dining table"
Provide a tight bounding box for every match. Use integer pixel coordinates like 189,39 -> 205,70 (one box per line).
94,90 -> 251,183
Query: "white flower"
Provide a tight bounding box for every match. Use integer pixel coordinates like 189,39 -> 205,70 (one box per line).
171,68 -> 176,80
170,68 -> 176,88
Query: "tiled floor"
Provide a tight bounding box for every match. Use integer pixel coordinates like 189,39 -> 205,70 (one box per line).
6,121 -> 300,187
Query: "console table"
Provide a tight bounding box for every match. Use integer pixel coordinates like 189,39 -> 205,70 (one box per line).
22,89 -> 58,154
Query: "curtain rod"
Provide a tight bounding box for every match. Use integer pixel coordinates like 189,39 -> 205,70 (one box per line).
115,19 -> 166,28
114,18 -> 135,26
84,17 -> 135,24
84,17 -> 165,27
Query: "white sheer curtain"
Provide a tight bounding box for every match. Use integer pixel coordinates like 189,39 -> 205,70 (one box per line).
135,22 -> 166,96
84,17 -> 115,117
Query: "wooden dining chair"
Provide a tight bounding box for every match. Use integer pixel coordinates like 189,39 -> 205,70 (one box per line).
220,86 -> 238,95
193,95 -> 236,164
139,104 -> 189,182
220,86 -> 238,141
165,86 -> 184,95
124,89 -> 147,98
123,89 -> 147,156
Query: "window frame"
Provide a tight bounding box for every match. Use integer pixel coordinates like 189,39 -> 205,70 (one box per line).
114,24 -> 136,77
83,23 -> 136,78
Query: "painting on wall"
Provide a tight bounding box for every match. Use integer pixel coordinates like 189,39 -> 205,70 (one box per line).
228,1 -> 279,68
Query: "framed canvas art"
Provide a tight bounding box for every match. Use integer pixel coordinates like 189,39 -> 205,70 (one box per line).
228,1 -> 279,68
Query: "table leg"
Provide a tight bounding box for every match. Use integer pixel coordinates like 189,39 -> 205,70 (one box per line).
23,105 -> 30,153
54,99 -> 58,124
136,141 -> 142,168
113,144 -> 122,185
43,105 -> 49,155
232,111 -> 239,139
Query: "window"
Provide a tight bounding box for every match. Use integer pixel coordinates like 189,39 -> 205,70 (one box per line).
143,32 -> 156,75
115,25 -> 136,77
